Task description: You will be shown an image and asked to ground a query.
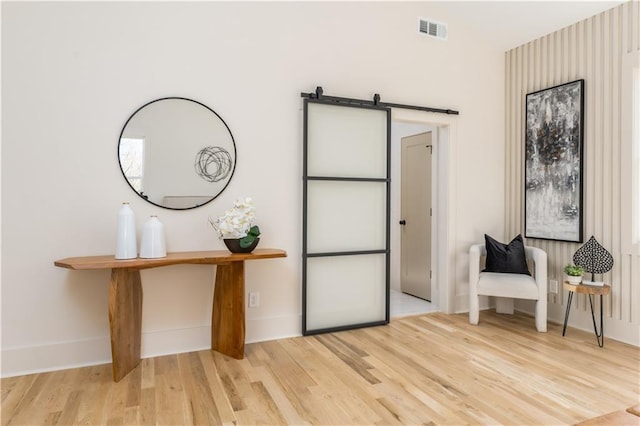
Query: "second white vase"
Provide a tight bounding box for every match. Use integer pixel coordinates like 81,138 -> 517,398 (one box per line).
140,215 -> 167,258
115,202 -> 137,259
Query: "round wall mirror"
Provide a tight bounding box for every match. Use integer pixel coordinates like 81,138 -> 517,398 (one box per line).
118,97 -> 236,210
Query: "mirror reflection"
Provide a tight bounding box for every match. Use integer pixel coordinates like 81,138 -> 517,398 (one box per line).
118,97 -> 236,209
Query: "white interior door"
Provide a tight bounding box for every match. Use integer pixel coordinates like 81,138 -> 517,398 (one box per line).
400,132 -> 432,301
303,100 -> 390,334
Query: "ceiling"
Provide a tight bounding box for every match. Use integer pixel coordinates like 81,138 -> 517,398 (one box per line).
431,1 -> 626,51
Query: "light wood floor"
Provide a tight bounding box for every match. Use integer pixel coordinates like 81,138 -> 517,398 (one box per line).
2,311 -> 639,425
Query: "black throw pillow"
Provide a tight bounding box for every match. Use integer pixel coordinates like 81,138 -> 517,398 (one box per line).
483,234 -> 530,275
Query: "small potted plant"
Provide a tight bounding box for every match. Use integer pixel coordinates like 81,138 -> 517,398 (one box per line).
564,263 -> 584,285
209,197 -> 261,253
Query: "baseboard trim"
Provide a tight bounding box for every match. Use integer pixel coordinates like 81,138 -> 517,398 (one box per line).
246,314 -> 302,343
513,304 -> 639,347
1,314 -> 302,378
454,293 -> 490,314
1,336 -> 112,378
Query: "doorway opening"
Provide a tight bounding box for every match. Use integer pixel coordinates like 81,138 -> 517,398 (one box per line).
400,131 -> 432,302
389,110 -> 455,318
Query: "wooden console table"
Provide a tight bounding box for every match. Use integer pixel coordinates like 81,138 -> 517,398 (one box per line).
54,249 -> 287,382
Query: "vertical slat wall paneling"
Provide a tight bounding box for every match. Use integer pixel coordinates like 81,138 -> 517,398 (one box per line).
505,3 -> 639,341
516,44 -> 522,237
534,38 -> 541,92
617,8 -> 632,322
611,7 -> 621,320
517,43 -> 521,237
623,252 -> 631,323
629,0 -> 638,327
570,23 -> 577,80
633,254 -> 637,324
523,43 -> 530,238
516,46 -> 528,238
510,46 -> 518,236
512,49 -> 517,237
595,15 -> 604,249
621,2 -> 633,53
540,36 -> 548,102
603,11 -> 613,318
636,0 -> 640,51
581,18 -> 594,313
527,41 -> 534,103
627,11 -> 635,327
620,1 -> 628,325
562,28 -> 569,82
632,0 -> 638,327
506,50 -> 515,238
505,49 -> 510,238
505,50 -> 511,237
555,30 -> 562,85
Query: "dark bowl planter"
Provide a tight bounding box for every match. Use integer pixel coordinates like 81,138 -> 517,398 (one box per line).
223,238 -> 260,253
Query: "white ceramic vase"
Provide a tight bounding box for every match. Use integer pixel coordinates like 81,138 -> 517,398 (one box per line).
140,215 -> 166,258
115,202 -> 137,259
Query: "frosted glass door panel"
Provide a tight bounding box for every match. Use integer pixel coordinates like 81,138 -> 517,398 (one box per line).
307,102 -> 387,178
303,97 -> 389,335
307,181 -> 386,253
306,254 -> 386,331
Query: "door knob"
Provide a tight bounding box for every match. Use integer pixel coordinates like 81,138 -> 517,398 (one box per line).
399,220 -> 406,225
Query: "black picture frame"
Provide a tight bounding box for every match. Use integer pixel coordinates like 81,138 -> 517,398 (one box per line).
525,79 -> 584,243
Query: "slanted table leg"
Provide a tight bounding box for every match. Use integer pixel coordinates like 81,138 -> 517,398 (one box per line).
588,294 -> 605,348
211,261 -> 246,359
108,268 -> 143,382
562,290 -> 574,336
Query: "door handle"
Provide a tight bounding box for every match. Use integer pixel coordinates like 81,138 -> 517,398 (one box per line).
399,220 -> 406,225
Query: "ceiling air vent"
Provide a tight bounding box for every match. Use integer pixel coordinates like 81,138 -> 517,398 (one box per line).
419,18 -> 447,41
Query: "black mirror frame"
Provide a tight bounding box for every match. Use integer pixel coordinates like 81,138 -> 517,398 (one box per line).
117,97 -> 237,210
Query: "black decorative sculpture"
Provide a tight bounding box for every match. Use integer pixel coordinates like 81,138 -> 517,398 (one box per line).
573,236 -> 614,285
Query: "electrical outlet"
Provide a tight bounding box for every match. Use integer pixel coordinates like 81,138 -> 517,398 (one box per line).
248,292 -> 260,308
549,279 -> 558,294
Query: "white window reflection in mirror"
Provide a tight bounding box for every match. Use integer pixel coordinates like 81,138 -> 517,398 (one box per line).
119,137 -> 145,193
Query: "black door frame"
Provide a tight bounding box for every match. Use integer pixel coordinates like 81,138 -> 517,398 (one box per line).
302,98 -> 391,335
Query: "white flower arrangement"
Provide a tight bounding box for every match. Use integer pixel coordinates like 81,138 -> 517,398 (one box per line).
209,197 -> 260,246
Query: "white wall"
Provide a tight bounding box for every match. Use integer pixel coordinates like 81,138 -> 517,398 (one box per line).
1,2 -> 505,376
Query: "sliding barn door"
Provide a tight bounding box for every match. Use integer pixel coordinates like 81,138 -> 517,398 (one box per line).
303,99 -> 390,335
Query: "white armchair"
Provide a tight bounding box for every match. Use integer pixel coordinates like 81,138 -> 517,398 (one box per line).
469,244 -> 548,332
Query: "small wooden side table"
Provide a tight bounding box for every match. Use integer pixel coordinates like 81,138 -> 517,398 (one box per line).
562,282 -> 611,347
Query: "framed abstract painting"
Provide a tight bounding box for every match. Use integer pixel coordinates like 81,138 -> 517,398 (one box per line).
525,79 -> 584,243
